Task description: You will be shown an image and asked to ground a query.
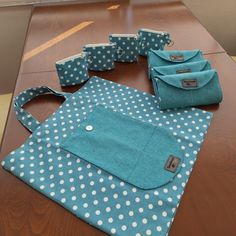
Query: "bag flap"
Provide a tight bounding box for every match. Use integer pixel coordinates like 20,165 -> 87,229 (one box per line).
157,69 -> 217,90
150,49 -> 202,63
61,105 -> 183,190
151,60 -> 210,76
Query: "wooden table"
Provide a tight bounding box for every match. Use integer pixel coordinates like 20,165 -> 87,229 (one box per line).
1,1 -> 235,236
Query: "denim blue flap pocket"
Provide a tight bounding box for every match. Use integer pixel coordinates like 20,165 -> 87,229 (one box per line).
61,105 -> 183,190
150,60 -> 212,78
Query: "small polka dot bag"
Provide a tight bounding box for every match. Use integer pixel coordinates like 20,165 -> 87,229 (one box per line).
55,52 -> 89,86
138,28 -> 172,56
109,34 -> 139,62
83,43 -> 116,71
2,77 -> 213,236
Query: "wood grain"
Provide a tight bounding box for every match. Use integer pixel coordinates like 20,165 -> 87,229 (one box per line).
21,1 -> 224,74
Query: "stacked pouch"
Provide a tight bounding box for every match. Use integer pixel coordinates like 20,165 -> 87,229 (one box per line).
148,50 -> 223,109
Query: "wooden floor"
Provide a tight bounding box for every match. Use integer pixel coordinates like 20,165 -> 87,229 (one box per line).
1,1 -> 236,236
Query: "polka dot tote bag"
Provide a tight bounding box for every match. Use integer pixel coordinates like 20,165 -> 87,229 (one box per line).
2,77 -> 213,236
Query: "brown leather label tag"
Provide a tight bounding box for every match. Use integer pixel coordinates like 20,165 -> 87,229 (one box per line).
170,54 -> 184,61
165,155 -> 180,173
182,79 -> 198,88
176,68 -> 192,74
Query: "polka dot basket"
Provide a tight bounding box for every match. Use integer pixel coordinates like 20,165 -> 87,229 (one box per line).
2,76 -> 212,236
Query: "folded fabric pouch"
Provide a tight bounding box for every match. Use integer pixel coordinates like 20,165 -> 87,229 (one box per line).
83,43 -> 116,71
150,60 -> 212,79
109,34 -> 139,62
152,69 -> 223,109
61,104 -> 183,190
55,52 -> 89,86
138,28 -> 172,56
148,49 -> 204,69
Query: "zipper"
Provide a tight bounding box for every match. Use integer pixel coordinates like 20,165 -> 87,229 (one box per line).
139,28 -> 168,35
110,33 -> 137,38
84,43 -> 115,47
56,52 -> 86,64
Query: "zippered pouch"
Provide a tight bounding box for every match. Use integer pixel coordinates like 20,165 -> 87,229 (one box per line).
109,34 -> 139,62
83,43 -> 116,71
152,69 -> 223,109
138,28 -> 172,56
55,52 -> 89,86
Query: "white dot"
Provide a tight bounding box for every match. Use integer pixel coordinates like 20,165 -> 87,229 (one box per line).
162,211 -> 167,217
158,200 -> 163,206
97,220 -> 103,225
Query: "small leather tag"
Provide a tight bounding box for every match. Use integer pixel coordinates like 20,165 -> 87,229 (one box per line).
176,68 -> 192,74
182,79 -> 198,88
165,155 -> 180,173
170,54 -> 184,61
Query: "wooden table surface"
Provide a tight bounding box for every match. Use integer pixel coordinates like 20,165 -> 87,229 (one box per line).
1,1 -> 235,236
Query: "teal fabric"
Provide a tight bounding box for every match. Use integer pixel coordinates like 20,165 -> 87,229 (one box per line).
153,69 -> 223,109
61,104 -> 183,190
14,86 -> 71,132
2,77 -> 213,236
138,29 -> 171,56
83,43 -> 116,71
150,60 -> 211,79
148,49 -> 203,68
109,34 -> 139,62
55,53 -> 89,86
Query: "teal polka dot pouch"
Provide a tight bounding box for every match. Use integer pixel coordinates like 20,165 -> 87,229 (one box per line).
83,43 -> 116,71
138,28 -> 172,56
55,52 -> 89,87
109,34 -> 139,62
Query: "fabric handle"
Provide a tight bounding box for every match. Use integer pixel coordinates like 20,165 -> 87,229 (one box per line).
14,86 -> 71,132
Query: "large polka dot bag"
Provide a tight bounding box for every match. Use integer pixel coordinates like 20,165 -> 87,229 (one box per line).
2,76 -> 212,236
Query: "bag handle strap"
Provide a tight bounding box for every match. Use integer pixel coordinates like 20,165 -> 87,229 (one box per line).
14,86 -> 71,132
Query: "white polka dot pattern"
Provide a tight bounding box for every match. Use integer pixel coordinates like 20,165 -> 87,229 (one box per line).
109,34 -> 139,62
138,29 -> 171,56
55,53 -> 89,87
2,76 -> 213,236
83,44 -> 116,71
